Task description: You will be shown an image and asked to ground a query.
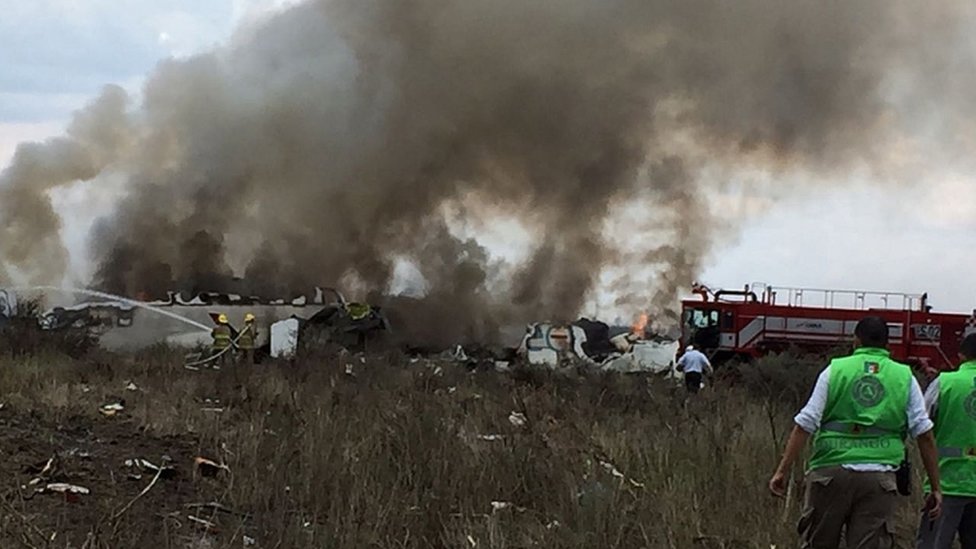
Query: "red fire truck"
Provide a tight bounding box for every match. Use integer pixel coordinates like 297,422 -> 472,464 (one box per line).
681,283 -> 976,371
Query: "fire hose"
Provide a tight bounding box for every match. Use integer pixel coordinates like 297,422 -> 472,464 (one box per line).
184,325 -> 253,369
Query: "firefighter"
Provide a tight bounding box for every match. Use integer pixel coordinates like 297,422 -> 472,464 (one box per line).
768,316 -> 942,548
676,345 -> 712,394
211,313 -> 232,367
238,313 -> 257,365
917,333 -> 976,548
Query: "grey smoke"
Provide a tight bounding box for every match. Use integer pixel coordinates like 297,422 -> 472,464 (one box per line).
0,0 -> 972,341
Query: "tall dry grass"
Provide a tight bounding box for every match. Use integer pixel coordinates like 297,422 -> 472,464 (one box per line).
0,343 -> 932,548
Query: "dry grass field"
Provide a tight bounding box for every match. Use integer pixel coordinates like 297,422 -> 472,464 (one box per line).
0,329 -> 932,548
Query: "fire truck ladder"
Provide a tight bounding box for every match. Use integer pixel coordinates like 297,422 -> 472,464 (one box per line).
751,283 -> 927,312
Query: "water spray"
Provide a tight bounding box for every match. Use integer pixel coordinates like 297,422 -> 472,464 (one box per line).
10,286 -> 212,332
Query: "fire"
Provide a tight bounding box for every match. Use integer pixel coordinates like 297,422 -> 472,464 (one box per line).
631,312 -> 648,338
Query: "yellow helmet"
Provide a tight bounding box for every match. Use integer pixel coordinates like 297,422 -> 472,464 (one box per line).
244,313 -> 255,322
217,313 -> 229,324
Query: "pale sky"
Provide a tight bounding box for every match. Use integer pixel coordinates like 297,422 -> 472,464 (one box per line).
2,0 -> 976,314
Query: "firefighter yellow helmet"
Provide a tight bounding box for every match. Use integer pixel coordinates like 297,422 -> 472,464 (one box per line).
218,313 -> 229,324
244,313 -> 256,322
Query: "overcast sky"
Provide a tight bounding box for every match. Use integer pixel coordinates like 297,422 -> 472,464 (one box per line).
2,0 -> 975,313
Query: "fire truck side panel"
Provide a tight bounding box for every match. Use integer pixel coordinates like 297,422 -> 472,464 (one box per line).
681,299 -> 970,371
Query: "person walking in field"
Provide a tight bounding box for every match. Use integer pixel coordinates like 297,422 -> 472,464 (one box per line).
769,316 -> 942,548
677,344 -> 712,393
917,333 -> 976,548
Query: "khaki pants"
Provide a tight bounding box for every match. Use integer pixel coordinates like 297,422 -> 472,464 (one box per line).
799,467 -> 898,549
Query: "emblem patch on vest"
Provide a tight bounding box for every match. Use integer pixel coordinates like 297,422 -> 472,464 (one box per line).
852,375 -> 885,407
964,392 -> 976,421
864,362 -> 880,374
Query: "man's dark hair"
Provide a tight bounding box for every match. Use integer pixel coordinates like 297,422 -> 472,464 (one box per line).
960,333 -> 976,360
854,316 -> 889,348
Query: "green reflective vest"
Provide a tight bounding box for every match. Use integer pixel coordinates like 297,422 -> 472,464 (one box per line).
212,325 -> 232,349
808,348 -> 912,471
928,361 -> 976,496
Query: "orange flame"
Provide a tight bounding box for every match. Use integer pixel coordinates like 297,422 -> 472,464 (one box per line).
631,313 -> 648,338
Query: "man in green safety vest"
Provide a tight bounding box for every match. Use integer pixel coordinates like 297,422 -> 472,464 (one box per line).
917,333 -> 976,548
768,316 -> 942,548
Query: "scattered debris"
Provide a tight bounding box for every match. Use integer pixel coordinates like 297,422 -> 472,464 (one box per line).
188,515 -> 220,533
508,411 -> 527,428
599,459 -> 624,479
25,454 -> 60,485
476,434 -> 504,442
36,483 -> 90,503
598,459 -> 645,489
518,318 -> 679,372
124,381 -> 138,391
490,501 -> 511,512
494,361 -> 511,372
244,535 -> 256,546
546,520 -> 561,530
185,502 -> 251,519
466,534 -> 477,547
124,457 -> 178,479
294,301 -> 390,354
344,363 -> 355,376
194,456 -> 230,477
447,386 -> 457,394
40,483 -> 90,495
99,401 -> 125,417
201,397 -> 224,413
66,448 -> 92,460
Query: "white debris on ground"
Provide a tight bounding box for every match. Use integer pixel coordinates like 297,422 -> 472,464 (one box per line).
597,458 -> 645,489
99,401 -> 125,416
490,501 -> 511,512
507,411 -> 527,428
38,483 -> 90,496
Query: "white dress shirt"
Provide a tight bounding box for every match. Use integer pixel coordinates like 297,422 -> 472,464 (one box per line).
794,365 -> 933,471
923,378 -> 940,420
677,349 -> 712,374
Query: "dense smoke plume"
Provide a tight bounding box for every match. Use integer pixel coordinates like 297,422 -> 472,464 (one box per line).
1,1 -> 972,340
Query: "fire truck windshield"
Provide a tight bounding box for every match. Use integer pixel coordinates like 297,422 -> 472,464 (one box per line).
683,307 -> 720,350
684,308 -> 718,329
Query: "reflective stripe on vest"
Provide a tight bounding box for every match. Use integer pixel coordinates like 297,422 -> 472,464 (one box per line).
820,421 -> 899,437
938,447 -> 976,459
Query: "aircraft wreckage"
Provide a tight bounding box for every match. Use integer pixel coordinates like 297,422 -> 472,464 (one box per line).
0,287 -> 678,372
0,287 -> 388,357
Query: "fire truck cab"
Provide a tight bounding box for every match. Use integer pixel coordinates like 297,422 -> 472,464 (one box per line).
681,283 -> 974,371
